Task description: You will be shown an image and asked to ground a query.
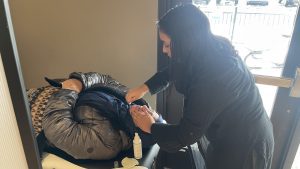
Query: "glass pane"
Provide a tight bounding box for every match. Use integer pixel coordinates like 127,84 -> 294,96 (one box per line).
292,144 -> 300,169
256,84 -> 277,116
193,0 -> 298,116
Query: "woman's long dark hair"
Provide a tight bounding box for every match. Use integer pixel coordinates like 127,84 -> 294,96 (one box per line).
157,4 -> 237,94
158,4 -> 212,60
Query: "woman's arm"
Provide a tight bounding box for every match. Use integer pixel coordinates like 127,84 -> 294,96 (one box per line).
149,78 -> 237,153
144,66 -> 170,95
126,67 -> 170,103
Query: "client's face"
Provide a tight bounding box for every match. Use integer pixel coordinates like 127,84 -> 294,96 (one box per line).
159,31 -> 171,57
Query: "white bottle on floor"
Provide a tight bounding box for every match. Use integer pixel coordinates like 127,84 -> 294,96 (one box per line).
133,132 -> 142,159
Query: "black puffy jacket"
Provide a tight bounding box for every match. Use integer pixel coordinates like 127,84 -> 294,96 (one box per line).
42,72 -> 143,160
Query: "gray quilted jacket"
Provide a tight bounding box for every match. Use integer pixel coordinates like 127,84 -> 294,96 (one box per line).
43,72 -> 132,160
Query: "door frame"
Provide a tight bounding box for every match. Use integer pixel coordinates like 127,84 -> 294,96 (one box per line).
270,8 -> 300,169
0,1 -> 42,169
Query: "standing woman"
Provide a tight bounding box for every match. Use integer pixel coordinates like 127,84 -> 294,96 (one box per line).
126,4 -> 274,169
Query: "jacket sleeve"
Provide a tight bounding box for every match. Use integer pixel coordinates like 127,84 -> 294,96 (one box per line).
69,72 -> 128,92
150,78 -> 237,153
42,89 -> 129,160
145,67 -> 170,95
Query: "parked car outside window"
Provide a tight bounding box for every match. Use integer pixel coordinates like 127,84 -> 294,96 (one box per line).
246,0 -> 269,6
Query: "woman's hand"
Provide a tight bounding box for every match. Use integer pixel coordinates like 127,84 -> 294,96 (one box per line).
130,105 -> 155,133
126,84 -> 149,103
61,79 -> 83,93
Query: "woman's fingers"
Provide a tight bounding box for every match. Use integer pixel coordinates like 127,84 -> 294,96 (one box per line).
125,93 -> 135,103
130,105 -> 154,132
126,88 -> 140,103
130,106 -> 147,120
129,105 -> 137,113
126,84 -> 149,103
130,105 -> 142,114
142,105 -> 150,112
141,105 -> 153,115
131,110 -> 142,127
132,111 -> 154,133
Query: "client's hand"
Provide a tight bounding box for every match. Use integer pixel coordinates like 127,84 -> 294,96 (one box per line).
126,84 -> 149,104
62,79 -> 83,93
130,105 -> 155,133
130,105 -> 159,121
141,105 -> 160,121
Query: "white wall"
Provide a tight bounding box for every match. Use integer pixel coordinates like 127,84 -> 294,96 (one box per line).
9,0 -> 158,106
0,53 -> 28,169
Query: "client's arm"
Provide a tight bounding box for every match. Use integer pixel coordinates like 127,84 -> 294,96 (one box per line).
68,72 -> 128,92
